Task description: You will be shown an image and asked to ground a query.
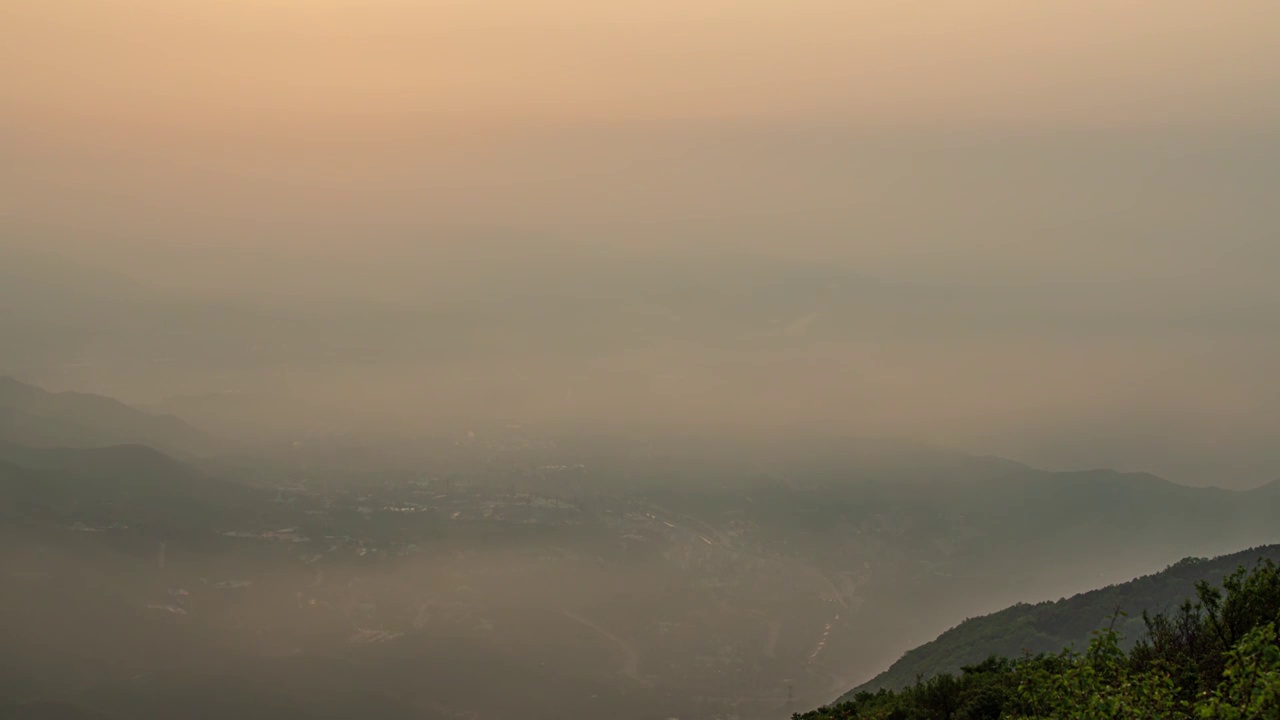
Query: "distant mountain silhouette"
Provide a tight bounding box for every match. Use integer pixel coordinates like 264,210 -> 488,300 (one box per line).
0,441 -> 258,529
1247,477 -> 1280,496
0,377 -> 219,458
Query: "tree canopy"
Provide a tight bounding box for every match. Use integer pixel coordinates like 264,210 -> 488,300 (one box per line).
797,559 -> 1280,719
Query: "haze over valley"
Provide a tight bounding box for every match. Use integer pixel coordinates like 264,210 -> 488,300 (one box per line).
3,2 -> 1280,718
3,376 -> 1279,719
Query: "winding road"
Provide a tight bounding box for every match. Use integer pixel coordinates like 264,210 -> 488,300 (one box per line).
561,610 -> 645,685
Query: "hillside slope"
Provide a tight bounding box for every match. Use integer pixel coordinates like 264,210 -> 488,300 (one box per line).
843,544 -> 1280,698
0,442 -> 262,530
0,377 -> 219,457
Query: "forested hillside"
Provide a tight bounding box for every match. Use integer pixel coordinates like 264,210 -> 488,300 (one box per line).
803,553 -> 1280,719
847,544 -> 1280,696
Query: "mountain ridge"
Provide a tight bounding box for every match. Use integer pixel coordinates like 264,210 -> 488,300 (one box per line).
0,377 -> 219,458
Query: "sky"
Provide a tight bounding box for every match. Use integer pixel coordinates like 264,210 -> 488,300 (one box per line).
4,1 -> 1279,269
2,1 -> 1279,486
5,1 -> 1279,131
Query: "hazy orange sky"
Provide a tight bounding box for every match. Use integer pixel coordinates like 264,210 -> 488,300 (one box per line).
5,1 -> 1280,139
3,1 -> 1280,486
3,1 -> 1278,275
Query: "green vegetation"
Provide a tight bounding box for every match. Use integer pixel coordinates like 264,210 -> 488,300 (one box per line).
797,559 -> 1280,719
849,546 -> 1280,696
